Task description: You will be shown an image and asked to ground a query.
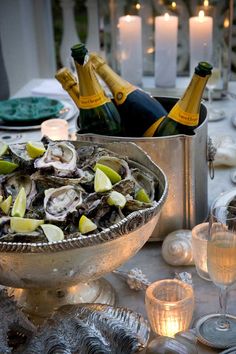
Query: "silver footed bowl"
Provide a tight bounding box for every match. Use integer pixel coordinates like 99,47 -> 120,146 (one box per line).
0,141 -> 168,320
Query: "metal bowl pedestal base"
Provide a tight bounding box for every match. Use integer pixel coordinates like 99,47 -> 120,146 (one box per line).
7,278 -> 116,323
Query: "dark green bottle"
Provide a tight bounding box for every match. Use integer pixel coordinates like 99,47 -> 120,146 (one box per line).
71,43 -> 122,136
90,52 -> 167,137
150,62 -> 213,137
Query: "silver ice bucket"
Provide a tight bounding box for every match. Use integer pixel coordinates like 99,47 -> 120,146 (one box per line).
77,97 -> 208,241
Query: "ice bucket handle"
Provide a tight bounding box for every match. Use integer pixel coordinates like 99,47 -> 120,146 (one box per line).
207,137 -> 217,180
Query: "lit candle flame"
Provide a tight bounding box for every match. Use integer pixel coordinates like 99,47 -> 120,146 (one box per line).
224,17 -> 230,28
203,0 -> 209,6
164,13 -> 170,21
198,10 -> 205,22
135,3 -> 141,10
171,1 -> 177,8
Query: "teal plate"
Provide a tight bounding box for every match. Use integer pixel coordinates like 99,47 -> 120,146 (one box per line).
0,96 -> 64,122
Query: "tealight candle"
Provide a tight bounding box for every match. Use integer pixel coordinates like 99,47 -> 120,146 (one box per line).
145,279 -> 194,338
41,118 -> 69,140
118,15 -> 142,86
154,13 -> 178,87
189,10 -> 213,74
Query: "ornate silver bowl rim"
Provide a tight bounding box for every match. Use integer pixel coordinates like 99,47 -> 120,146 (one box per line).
0,142 -> 168,253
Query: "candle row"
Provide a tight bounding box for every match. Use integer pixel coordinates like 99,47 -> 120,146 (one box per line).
118,12 -> 213,87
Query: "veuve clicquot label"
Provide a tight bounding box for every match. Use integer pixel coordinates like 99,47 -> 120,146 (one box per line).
79,92 -> 110,109
168,105 -> 199,126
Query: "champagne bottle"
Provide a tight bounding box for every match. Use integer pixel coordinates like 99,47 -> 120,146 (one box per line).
144,62 -> 213,137
70,43 -> 122,136
55,67 -> 81,106
90,52 -> 167,137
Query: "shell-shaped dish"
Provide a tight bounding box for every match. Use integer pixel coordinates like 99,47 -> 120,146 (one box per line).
161,229 -> 194,266
22,303 -> 150,354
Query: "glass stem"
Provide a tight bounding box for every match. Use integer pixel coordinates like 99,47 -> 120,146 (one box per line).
208,88 -> 213,110
217,287 -> 230,330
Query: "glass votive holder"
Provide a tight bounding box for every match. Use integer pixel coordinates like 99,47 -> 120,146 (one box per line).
145,279 -> 194,338
41,118 -> 69,140
191,222 -> 211,281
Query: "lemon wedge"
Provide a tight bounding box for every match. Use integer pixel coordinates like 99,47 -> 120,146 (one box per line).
79,215 -> 97,234
0,195 -> 12,214
107,191 -> 126,208
26,141 -> 46,158
40,224 -> 64,242
0,160 -> 18,174
11,187 -> 26,217
94,168 -> 112,193
135,188 -> 151,203
0,142 -> 8,157
94,163 -> 121,184
10,217 -> 44,233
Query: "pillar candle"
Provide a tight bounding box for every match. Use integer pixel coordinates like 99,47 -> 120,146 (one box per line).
189,10 -> 213,75
118,15 -> 142,86
155,13 -> 178,87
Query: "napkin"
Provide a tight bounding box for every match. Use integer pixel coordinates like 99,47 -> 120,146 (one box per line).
31,79 -> 69,100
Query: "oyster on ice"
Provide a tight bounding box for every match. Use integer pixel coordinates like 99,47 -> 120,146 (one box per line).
44,185 -> 84,221
0,172 -> 37,208
34,141 -> 77,177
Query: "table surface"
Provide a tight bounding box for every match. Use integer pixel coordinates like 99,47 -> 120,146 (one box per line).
1,78 -> 236,353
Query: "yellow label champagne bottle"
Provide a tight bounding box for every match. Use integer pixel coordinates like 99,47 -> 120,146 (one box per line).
70,43 -> 122,136
145,62 -> 213,137
55,67 -> 81,107
90,52 -> 167,137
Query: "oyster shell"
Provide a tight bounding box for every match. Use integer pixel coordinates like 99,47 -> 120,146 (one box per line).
34,141 -> 77,177
8,142 -> 34,167
22,303 -> 150,354
131,168 -> 156,201
44,185 -> 84,221
0,172 -> 37,208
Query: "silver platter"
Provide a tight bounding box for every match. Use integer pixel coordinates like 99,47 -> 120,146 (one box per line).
195,314 -> 236,349
220,347 -> 236,353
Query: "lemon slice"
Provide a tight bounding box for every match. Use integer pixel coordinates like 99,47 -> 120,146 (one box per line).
26,141 -> 46,158
79,215 -> 97,234
0,160 -> 18,174
0,195 -> 12,214
10,217 -> 44,233
0,142 -> 8,157
107,191 -> 126,208
11,187 -> 26,217
94,168 -> 112,193
40,224 -> 64,242
94,163 -> 121,184
135,188 -> 151,203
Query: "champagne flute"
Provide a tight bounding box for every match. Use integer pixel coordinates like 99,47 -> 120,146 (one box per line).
197,206 -> 236,348
206,67 -> 226,122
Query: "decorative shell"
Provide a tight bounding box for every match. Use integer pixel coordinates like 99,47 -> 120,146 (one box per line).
21,303 -> 150,354
161,229 -> 194,266
146,335 -> 197,354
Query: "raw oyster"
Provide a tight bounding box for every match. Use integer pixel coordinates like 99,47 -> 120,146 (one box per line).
34,141 -> 77,177
8,142 -> 34,167
44,185 -> 84,221
96,155 -> 131,180
131,168 -> 156,201
0,172 -> 37,207
22,303 -> 150,354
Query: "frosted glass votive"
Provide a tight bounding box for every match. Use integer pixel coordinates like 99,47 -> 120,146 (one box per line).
145,279 -> 194,338
191,222 -> 211,281
41,119 -> 69,140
